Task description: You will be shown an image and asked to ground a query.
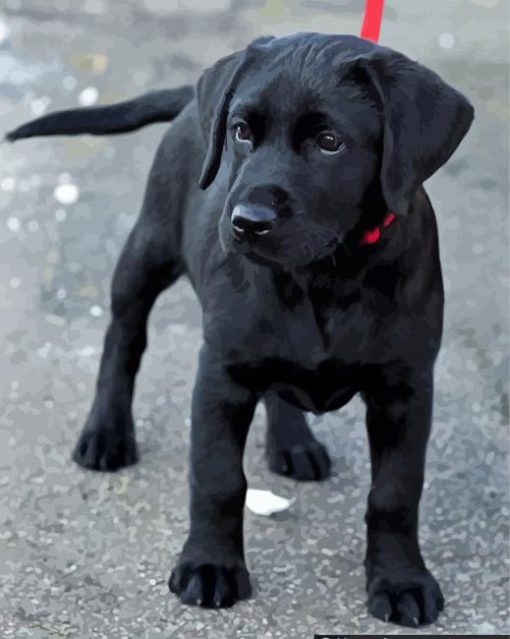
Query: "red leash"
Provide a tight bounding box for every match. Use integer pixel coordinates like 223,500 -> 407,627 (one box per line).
358,0 -> 392,245
360,0 -> 385,43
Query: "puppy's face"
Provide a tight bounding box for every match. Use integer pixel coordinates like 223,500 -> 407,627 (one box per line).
198,34 -> 474,270
218,64 -> 382,267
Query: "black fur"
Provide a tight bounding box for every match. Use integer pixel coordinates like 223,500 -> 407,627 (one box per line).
9,33 -> 474,626
5,86 -> 194,140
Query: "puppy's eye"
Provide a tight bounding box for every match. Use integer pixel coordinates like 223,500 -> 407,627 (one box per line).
235,122 -> 254,143
316,131 -> 343,154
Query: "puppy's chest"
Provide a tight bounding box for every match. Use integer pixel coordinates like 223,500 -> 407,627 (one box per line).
255,290 -> 373,368
233,302 -> 368,413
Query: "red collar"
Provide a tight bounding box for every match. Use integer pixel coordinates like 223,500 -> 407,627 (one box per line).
359,211 -> 396,246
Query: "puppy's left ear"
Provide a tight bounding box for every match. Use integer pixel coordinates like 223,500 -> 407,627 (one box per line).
357,46 -> 474,216
197,36 -> 274,189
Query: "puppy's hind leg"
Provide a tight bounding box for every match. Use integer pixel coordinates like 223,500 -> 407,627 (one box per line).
265,394 -> 331,481
72,220 -> 183,472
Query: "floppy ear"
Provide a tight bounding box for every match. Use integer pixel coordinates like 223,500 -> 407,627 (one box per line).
354,46 -> 474,216
197,36 -> 274,189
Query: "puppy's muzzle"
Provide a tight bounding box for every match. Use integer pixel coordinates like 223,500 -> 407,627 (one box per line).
231,204 -> 277,239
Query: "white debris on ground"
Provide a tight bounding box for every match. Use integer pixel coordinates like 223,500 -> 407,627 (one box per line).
246,488 -> 295,516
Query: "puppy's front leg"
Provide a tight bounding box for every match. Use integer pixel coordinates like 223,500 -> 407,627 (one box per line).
169,345 -> 257,608
361,369 -> 444,627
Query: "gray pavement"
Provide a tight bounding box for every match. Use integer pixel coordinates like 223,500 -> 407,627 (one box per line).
0,0 -> 509,637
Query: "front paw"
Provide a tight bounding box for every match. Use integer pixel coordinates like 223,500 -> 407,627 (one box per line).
72,409 -> 138,472
366,567 -> 444,627
267,439 -> 331,481
169,560 -> 251,608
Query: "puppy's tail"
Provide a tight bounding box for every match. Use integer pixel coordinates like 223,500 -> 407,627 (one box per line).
5,85 -> 194,142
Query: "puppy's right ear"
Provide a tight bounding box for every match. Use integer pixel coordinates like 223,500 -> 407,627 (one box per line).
197,36 -> 273,189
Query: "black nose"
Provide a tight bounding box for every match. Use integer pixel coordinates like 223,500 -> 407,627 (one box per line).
231,204 -> 277,238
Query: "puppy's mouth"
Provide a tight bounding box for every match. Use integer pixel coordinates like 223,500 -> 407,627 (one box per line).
221,227 -> 277,265
219,215 -> 342,269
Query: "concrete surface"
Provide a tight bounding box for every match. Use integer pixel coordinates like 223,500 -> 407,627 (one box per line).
0,0 -> 509,637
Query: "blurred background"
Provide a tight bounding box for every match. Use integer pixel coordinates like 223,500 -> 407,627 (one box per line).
0,1 -> 508,637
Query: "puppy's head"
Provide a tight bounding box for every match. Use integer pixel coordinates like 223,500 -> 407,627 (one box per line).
197,33 -> 474,269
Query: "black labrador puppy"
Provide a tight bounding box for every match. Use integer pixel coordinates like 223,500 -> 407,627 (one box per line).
7,33 -> 474,627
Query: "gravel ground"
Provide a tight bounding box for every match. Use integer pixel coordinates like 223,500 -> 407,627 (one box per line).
0,1 -> 509,637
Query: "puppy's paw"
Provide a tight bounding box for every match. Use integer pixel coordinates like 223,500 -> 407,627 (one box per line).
169,561 -> 251,608
267,439 -> 331,481
366,569 -> 444,627
72,421 -> 138,472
